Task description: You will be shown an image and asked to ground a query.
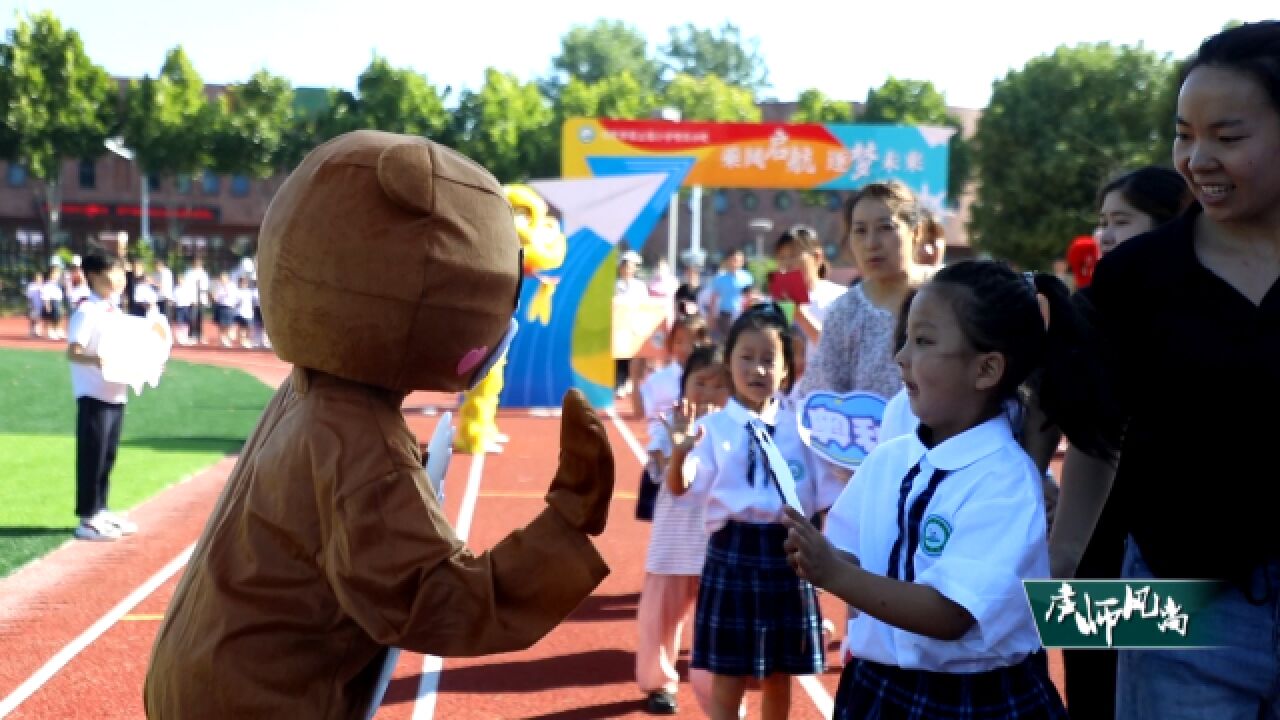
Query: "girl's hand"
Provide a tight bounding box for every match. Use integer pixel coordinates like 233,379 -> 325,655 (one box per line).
660,399 -> 710,453
782,506 -> 853,590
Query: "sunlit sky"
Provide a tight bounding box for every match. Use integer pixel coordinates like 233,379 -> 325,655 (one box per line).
8,1 -> 1277,109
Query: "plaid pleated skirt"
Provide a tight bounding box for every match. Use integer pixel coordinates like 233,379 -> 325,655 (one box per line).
692,521 -> 824,677
833,653 -> 1067,719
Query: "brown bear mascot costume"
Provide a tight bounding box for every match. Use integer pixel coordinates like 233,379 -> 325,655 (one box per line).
143,130 -> 614,718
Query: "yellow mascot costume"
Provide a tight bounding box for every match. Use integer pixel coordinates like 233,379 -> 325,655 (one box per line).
454,184 -> 567,454
143,131 -> 614,719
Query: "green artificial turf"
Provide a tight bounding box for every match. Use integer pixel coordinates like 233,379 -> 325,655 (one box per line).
0,346 -> 272,577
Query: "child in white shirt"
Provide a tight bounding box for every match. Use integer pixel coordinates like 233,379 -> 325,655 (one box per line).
667,302 -> 841,719
634,315 -> 708,521
42,268 -> 66,340
66,254 -> 139,541
27,272 -> 44,337
635,344 -> 729,715
783,261 -> 1117,719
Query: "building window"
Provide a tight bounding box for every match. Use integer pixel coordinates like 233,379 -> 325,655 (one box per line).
176,174 -> 192,195
773,191 -> 793,211
201,171 -> 220,196
741,191 -> 759,212
6,164 -> 25,187
148,174 -> 162,192
230,175 -> 251,197
79,159 -> 96,189
712,190 -> 729,214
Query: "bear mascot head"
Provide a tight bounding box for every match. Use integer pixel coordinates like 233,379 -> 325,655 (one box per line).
258,129 -> 521,392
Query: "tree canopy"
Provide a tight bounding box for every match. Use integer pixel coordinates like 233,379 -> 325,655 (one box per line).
969,43 -> 1175,268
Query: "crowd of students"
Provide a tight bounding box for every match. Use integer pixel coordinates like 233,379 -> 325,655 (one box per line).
26,254 -> 270,351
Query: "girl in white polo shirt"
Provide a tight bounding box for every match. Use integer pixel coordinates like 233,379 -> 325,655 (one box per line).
783,261 -> 1117,719
667,302 -> 841,720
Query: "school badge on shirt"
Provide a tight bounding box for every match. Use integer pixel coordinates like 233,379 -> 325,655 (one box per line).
920,514 -> 952,556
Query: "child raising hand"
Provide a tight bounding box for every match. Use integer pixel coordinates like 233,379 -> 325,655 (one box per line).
667,303 -> 842,720
635,345 -> 729,715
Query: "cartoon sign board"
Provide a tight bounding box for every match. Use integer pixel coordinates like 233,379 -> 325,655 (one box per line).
798,391 -> 888,469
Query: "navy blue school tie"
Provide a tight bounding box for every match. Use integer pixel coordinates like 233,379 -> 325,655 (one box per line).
744,420 -> 787,504
886,461 -> 950,582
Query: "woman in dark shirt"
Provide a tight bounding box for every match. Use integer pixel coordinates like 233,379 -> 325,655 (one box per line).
1055,22 -> 1280,718
1056,166 -> 1190,720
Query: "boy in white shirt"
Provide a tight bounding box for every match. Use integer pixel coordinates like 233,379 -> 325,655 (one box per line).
66,254 -> 139,541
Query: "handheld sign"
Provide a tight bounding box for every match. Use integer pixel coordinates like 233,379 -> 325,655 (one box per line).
424,412 -> 454,502
798,391 -> 887,469
98,313 -> 173,395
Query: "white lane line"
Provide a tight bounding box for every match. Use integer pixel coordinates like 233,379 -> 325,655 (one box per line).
608,407 -> 836,719
605,408 -> 648,464
798,674 -> 834,719
410,450 -> 486,720
0,545 -> 195,719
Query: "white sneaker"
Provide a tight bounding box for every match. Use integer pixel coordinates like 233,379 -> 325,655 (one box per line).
97,511 -> 138,535
75,517 -> 122,541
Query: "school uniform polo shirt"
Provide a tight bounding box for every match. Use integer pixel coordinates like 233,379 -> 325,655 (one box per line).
684,396 -> 841,534
68,294 -> 129,404
1089,204 -> 1280,582
825,415 -> 1048,672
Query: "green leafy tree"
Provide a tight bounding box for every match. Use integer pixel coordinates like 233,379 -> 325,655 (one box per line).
661,22 -> 769,93
455,68 -> 555,182
121,46 -> 216,242
0,11 -> 116,251
209,70 -> 293,178
969,44 -> 1175,268
862,77 -> 971,205
558,71 -> 660,120
662,73 -> 761,122
862,77 -> 952,125
789,88 -> 854,124
355,56 -> 450,138
272,88 -> 349,172
550,20 -> 661,92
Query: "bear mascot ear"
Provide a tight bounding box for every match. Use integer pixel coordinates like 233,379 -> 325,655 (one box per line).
377,141 -> 436,217
257,130 -> 522,393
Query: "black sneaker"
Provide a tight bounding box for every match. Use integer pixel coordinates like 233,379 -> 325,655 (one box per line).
645,690 -> 677,715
